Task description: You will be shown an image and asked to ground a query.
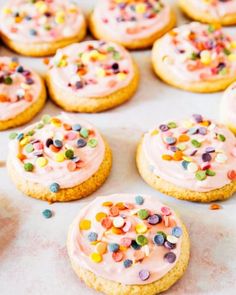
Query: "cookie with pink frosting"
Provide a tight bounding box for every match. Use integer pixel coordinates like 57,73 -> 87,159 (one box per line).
7,113 -> 112,202
89,0 -> 176,49
137,114 -> 236,202
0,57 -> 46,131
46,40 -> 139,113
67,193 -> 190,295
220,81 -> 236,134
152,22 -> 236,93
0,0 -> 86,57
179,0 -> 236,26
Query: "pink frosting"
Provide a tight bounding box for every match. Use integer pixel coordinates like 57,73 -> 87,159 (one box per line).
154,22 -> 236,82
8,113 -> 105,189
48,41 -> 134,97
68,194 -> 183,285
221,82 -> 236,127
93,0 -> 172,43
0,57 -> 42,121
142,115 -> 236,192
188,0 -> 236,18
0,0 -> 85,43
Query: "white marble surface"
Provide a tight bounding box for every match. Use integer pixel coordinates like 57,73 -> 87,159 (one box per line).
0,1 -> 236,295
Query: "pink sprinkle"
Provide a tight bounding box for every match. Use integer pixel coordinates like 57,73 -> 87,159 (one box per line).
120,237 -> 132,247
231,147 -> 236,157
122,220 -> 132,232
161,206 -> 171,216
34,142 -> 43,150
66,132 -> 77,141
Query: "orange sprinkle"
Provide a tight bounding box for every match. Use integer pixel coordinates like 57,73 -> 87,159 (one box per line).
173,151 -> 183,161
162,154 -> 172,161
101,217 -> 112,229
95,212 -> 107,222
111,227 -> 123,235
227,170 -> 236,180
112,251 -> 124,262
17,153 -> 26,161
178,134 -> 190,142
115,202 -> 126,210
102,201 -> 113,207
200,120 -> 210,127
67,161 -> 77,172
43,58 -> 50,65
169,30 -> 177,37
63,123 -> 72,130
50,145 -> 60,153
109,206 -> 119,217
0,94 -> 9,102
210,204 -> 222,210
51,117 -> 61,125
24,93 -> 33,102
133,250 -> 145,262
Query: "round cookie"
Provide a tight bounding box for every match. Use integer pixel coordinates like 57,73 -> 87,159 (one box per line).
89,0 -> 176,50
179,0 -> 236,26
137,114 -> 236,202
0,0 -> 86,57
220,81 -> 236,134
7,113 -> 112,202
67,193 -> 190,295
152,22 -> 236,93
0,57 -> 46,131
46,41 -> 139,113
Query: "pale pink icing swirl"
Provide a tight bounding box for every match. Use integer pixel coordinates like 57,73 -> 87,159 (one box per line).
48,41 -> 134,97
142,116 -> 236,192
154,22 -> 236,82
0,57 -> 42,121
93,0 -> 172,43
0,0 -> 85,43
68,194 -> 183,285
8,113 -> 105,189
221,82 -> 236,127
188,0 -> 236,18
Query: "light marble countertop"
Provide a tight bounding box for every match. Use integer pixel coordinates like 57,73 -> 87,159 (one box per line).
0,1 -> 235,295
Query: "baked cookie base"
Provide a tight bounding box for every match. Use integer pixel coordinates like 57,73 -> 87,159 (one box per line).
179,0 -> 236,26
89,10 -> 176,50
0,77 -> 46,131
67,220 -> 190,295
46,62 -> 139,113
7,140 -> 112,202
0,23 -> 86,57
152,39 -> 236,93
136,140 -> 236,203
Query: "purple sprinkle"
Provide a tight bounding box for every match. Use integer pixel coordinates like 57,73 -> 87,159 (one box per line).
170,146 -> 178,152
202,153 -> 212,162
139,270 -> 150,281
199,127 -> 207,135
164,252 -> 176,263
26,78 -> 34,85
159,124 -> 169,132
147,214 -> 162,225
192,114 -> 203,123
75,81 -> 83,89
164,241 -> 176,250
190,149 -> 198,156
205,147 -> 215,153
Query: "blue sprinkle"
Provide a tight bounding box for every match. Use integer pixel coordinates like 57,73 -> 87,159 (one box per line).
181,160 -> 189,170
123,259 -> 133,268
76,138 -> 87,148
29,29 -> 37,36
172,226 -> 182,238
88,232 -> 98,242
42,209 -> 52,219
108,243 -> 119,252
164,137 -> 176,145
54,139 -> 63,148
153,234 -> 165,246
135,195 -> 144,205
72,124 -> 81,131
16,65 -> 24,73
49,183 -> 60,193
17,133 -> 24,141
131,240 -> 141,250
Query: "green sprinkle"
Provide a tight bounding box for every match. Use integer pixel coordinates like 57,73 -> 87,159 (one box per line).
137,209 -> 149,220
9,132 -> 17,140
4,76 -> 13,85
167,122 -> 177,129
113,51 -> 121,60
136,235 -> 148,246
223,48 -> 231,56
65,149 -> 74,159
219,68 -> 227,75
27,130 -> 35,136
88,138 -> 98,148
41,114 -> 51,124
217,134 -> 226,142
206,169 -> 216,176
208,24 -> 215,33
190,52 -> 198,60
25,144 -> 34,153
191,139 -> 201,148
195,170 -> 207,181
36,123 -> 44,129
107,46 -> 115,52
24,162 -> 34,172
176,143 -> 186,151
80,128 -> 89,139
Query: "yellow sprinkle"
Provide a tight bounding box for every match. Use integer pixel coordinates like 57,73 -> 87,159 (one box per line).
230,41 -> 236,49
58,59 -> 67,67
97,54 -> 107,61
182,156 -> 192,162
102,201 -> 113,207
79,219 -> 91,230
20,136 -> 30,146
135,223 -> 147,234
90,241 -> 99,246
89,50 -> 100,59
55,152 -> 65,162
96,68 -> 106,78
151,129 -> 159,136
90,252 -> 102,263
3,7 -> 12,14
200,50 -> 211,65
96,212 -> 107,222
68,7 -> 78,13
35,1 -> 48,14
55,16 -> 65,24
96,242 -> 107,254
117,73 -> 127,81
136,3 -> 146,14
9,62 -> 18,70
36,157 -> 48,168
50,118 -> 62,127
119,245 -> 127,251
228,54 -> 236,62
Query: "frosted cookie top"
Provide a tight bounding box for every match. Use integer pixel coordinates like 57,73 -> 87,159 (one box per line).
0,0 -> 85,43
68,194 -> 183,285
143,114 -> 236,192
92,0 -> 172,43
221,82 -> 236,127
188,0 -> 236,18
8,113 -> 105,190
154,22 -> 236,82
48,41 -> 135,97
0,57 -> 42,121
